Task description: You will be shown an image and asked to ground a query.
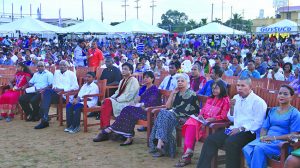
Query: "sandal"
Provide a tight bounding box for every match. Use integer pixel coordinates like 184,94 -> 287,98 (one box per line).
152,147 -> 165,157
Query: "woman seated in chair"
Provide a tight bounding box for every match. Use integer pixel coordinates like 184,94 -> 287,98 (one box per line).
93,71 -> 161,145
243,84 -> 300,168
175,80 -> 230,167
149,73 -> 199,158
284,134 -> 300,168
0,62 -> 32,122
93,62 -> 140,141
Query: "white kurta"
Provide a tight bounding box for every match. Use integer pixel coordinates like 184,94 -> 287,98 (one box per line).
110,77 -> 140,117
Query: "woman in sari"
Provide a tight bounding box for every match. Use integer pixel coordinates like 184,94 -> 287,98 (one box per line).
93,71 -> 161,145
93,62 -> 140,141
175,80 -> 230,167
149,73 -> 199,158
0,62 -> 32,122
243,85 -> 300,168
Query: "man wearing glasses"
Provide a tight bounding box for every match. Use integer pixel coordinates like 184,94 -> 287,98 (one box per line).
19,61 -> 53,122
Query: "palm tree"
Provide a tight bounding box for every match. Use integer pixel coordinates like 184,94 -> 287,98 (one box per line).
200,18 -> 208,26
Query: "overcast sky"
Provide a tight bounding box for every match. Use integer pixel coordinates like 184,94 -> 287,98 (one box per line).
2,0 -> 300,25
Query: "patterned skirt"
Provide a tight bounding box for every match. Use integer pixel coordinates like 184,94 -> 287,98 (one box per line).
109,106 -> 147,138
149,109 -> 179,158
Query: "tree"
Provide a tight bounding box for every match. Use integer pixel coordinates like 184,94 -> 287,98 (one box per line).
186,19 -> 199,31
158,10 -> 189,32
224,13 -> 252,33
213,18 -> 222,23
200,18 -> 208,26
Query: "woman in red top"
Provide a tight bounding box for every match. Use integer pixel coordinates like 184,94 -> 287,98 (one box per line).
0,62 -> 32,122
175,80 -> 230,167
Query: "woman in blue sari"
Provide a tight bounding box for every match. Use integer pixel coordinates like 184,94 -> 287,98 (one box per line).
93,71 -> 161,145
243,84 -> 300,168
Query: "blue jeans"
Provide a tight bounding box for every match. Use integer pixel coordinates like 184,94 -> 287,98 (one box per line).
66,103 -> 83,128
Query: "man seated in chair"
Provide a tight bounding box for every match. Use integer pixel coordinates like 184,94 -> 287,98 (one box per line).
198,65 -> 226,96
196,77 -> 267,168
64,72 -> 99,134
93,62 -> 140,142
34,60 -> 79,129
19,61 -> 53,122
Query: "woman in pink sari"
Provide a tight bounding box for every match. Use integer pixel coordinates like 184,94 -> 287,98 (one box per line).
0,62 -> 32,122
175,80 -> 230,167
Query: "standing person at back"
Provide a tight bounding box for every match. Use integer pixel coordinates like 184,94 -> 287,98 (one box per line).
87,41 -> 104,68
74,39 -> 86,67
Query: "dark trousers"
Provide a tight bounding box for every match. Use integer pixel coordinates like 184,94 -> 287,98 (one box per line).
66,103 -> 83,128
39,89 -> 60,122
19,92 -> 41,118
197,129 -> 256,168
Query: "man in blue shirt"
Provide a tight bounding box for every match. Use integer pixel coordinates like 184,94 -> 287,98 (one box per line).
222,60 -> 234,77
240,60 -> 261,79
255,56 -> 267,75
19,61 -> 53,121
198,66 -> 226,96
3,53 -> 14,65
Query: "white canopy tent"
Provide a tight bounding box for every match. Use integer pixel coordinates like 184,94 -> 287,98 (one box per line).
0,17 -> 64,33
113,19 -> 169,34
256,19 -> 298,33
186,22 -> 246,35
63,19 -> 116,33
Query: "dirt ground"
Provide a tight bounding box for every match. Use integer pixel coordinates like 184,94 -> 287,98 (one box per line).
0,108 -> 226,168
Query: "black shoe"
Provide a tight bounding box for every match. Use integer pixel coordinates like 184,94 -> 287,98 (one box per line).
137,126 -> 147,132
32,116 -> 41,122
87,112 -> 97,117
34,121 -> 49,129
120,140 -> 133,146
93,133 -> 109,142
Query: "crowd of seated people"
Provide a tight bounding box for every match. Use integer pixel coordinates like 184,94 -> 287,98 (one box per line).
1,33 -> 300,168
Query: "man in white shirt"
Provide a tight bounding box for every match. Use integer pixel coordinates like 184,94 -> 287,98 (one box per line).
197,77 -> 267,168
35,60 -> 79,129
158,61 -> 180,91
64,72 -> 99,134
266,61 -> 284,81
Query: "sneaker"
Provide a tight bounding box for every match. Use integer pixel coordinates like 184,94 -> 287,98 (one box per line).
5,117 -> 12,122
64,126 -> 73,132
69,126 -> 80,134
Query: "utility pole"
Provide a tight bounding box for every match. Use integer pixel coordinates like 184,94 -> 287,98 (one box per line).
11,3 -> 13,22
134,0 -> 141,19
221,0 -> 224,22
211,3 -> 214,22
2,0 -> 4,16
82,0 -> 85,20
242,9 -> 244,18
287,0 -> 290,19
20,5 -> 22,18
121,0 -> 129,21
101,1 -> 104,22
30,4 -> 32,16
40,3 -> 41,19
150,0 -> 156,25
230,6 -> 233,27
